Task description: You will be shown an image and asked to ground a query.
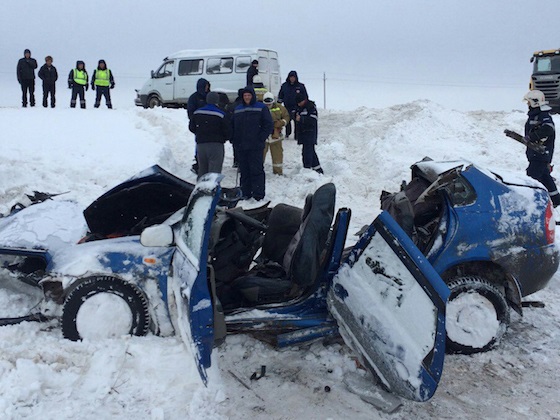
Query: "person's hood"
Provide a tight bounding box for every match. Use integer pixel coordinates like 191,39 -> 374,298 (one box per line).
241,86 -> 257,105
196,78 -> 210,96
76,60 -> 85,69
24,49 -> 31,56
97,59 -> 107,70
286,70 -> 299,83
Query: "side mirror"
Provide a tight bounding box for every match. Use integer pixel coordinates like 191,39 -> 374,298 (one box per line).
530,57 -> 535,63
141,224 -> 174,247
151,70 -> 155,78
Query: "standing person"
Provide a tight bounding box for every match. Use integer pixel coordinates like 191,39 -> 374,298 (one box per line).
91,60 -> 115,109
231,86 -> 273,201
187,78 -> 210,174
295,93 -> 323,174
246,59 -> 258,87
38,56 -> 58,108
263,91 -> 290,175
277,70 -> 308,139
68,61 -> 88,109
188,92 -> 231,177
523,90 -> 560,207
17,49 -> 38,107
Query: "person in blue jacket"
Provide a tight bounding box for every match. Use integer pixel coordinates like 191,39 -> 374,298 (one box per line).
523,90 -> 560,206
231,86 -> 273,201
189,92 -> 231,177
187,78 -> 211,173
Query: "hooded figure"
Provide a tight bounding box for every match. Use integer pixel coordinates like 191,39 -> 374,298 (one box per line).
91,59 -> 115,109
68,61 -> 88,108
187,78 -> 210,118
277,70 -> 308,139
231,86 -> 273,200
17,48 -> 38,107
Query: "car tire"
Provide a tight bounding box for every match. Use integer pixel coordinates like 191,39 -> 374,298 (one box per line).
62,276 -> 150,341
445,276 -> 510,354
147,95 -> 161,108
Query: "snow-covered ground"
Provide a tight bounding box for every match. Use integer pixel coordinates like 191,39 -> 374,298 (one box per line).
1,86 -> 559,419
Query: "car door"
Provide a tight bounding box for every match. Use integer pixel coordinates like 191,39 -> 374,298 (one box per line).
167,173 -> 222,385
328,211 -> 450,402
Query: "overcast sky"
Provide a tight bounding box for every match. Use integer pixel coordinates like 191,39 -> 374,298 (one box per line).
2,1 -> 559,110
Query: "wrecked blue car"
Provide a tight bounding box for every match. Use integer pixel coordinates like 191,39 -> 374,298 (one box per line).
381,158 -> 559,354
0,167 -> 449,402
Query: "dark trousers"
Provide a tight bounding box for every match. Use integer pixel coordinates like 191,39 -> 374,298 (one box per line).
237,147 -> 266,200
42,83 -> 56,107
71,85 -> 86,108
94,86 -> 112,108
302,143 -> 321,171
527,160 -> 560,205
20,79 -> 35,106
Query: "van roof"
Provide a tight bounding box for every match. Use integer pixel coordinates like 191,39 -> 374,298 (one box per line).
165,48 -> 277,60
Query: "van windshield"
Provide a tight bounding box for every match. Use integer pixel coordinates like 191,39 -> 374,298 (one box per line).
534,56 -> 560,74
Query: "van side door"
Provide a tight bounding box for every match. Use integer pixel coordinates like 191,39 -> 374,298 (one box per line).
152,60 -> 175,103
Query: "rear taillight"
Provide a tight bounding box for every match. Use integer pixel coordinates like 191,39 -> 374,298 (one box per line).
545,200 -> 555,244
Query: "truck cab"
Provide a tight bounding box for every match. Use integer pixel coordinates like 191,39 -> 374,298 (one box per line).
530,49 -> 560,113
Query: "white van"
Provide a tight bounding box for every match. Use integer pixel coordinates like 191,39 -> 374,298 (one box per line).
135,48 -> 281,108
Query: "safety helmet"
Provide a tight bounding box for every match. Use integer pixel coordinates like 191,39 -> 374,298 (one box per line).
263,91 -> 274,104
252,75 -> 262,84
523,90 -> 551,110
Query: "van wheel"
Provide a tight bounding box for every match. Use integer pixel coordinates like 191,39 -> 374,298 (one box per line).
445,276 -> 510,354
62,276 -> 150,341
147,95 -> 161,108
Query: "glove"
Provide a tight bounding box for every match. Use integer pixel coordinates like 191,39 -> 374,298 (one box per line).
85,84 -> 89,91
68,83 -> 73,89
91,84 -> 95,91
110,83 -> 115,89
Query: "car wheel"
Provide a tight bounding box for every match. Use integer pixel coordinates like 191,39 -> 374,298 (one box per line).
147,95 -> 161,108
62,276 -> 150,341
445,276 -> 510,354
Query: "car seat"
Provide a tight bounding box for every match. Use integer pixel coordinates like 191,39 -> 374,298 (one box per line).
226,183 -> 336,308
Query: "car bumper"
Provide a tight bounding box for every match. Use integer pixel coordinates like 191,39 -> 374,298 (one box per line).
135,95 -> 147,107
494,243 -> 559,297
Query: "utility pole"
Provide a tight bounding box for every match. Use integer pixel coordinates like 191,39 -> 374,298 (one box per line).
323,72 -> 327,109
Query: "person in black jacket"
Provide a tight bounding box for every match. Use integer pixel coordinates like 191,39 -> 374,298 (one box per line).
278,70 -> 308,139
295,93 -> 323,174
38,56 -> 58,108
246,59 -> 258,87
91,59 -> 115,109
17,49 -> 38,107
189,92 -> 231,177
523,90 -> 560,206
231,86 -> 273,200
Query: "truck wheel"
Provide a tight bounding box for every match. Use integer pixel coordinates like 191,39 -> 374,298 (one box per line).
445,276 -> 510,354
62,276 -> 150,341
147,95 -> 161,108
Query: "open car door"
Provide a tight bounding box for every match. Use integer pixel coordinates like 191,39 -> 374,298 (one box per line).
167,173 -> 222,385
328,211 -> 449,402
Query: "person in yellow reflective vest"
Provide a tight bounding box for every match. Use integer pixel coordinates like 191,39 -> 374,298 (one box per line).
91,59 -> 115,109
262,91 -> 290,175
67,60 -> 88,108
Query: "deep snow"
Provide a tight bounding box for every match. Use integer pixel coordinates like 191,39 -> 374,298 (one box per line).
1,88 -> 560,419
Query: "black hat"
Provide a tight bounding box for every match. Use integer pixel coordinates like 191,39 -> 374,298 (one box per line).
206,91 -> 220,105
295,93 -> 307,104
252,59 -> 258,65
24,49 -> 31,55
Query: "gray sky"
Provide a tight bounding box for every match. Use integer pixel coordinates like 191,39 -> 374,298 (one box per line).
2,0 -> 559,110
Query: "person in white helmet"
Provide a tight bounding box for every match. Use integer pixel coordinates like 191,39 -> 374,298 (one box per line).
523,90 -> 560,207
262,91 -> 290,175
